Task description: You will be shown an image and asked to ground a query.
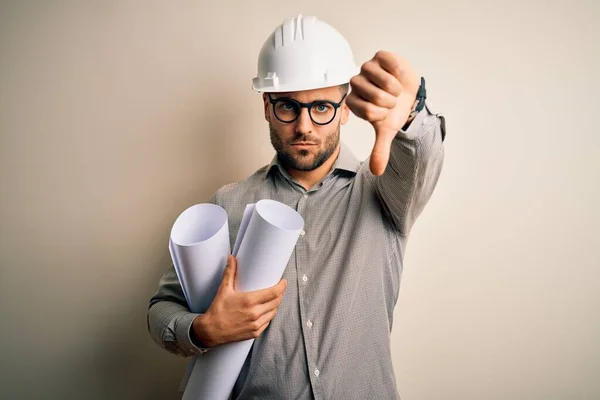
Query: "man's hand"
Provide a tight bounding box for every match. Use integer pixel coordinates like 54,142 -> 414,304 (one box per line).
347,51 -> 420,176
192,255 -> 287,348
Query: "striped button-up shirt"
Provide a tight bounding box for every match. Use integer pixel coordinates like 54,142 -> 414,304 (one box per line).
148,101 -> 446,399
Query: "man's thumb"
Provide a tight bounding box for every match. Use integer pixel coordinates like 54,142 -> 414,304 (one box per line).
221,255 -> 237,289
369,131 -> 394,176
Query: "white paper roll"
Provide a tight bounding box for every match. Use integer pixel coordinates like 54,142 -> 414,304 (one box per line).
169,203 -> 230,314
235,199 -> 305,291
169,199 -> 304,400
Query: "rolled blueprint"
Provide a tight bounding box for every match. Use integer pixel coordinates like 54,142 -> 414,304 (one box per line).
169,203 -> 230,315
169,199 -> 304,400
235,200 -> 305,291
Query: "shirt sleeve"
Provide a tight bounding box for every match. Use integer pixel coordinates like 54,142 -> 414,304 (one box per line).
148,193 -> 223,357
147,264 -> 210,357
374,100 -> 446,236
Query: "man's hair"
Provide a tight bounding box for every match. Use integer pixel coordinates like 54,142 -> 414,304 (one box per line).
339,83 -> 350,95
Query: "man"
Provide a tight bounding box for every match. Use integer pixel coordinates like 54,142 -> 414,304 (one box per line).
148,14 -> 445,399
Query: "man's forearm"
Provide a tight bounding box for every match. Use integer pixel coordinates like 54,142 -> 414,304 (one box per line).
147,265 -> 209,357
374,101 -> 446,235
401,113 -> 416,131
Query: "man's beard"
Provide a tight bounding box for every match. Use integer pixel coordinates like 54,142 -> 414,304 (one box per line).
269,122 -> 340,171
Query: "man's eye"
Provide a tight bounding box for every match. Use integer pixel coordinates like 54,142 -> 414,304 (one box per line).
278,101 -> 296,112
314,103 -> 331,113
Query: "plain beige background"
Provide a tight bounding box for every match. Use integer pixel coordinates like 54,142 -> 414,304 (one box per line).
1,1 -> 598,399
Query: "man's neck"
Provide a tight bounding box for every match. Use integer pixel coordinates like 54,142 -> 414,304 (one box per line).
285,145 -> 341,191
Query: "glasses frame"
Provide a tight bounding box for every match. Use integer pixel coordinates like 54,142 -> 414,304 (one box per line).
267,93 -> 347,126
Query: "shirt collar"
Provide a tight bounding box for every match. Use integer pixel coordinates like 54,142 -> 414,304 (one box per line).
265,141 -> 361,179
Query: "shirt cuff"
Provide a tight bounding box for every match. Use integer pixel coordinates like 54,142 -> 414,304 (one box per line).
397,100 -> 435,141
176,313 -> 210,355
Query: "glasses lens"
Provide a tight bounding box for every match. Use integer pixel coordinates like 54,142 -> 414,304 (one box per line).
274,99 -> 300,122
310,102 -> 336,125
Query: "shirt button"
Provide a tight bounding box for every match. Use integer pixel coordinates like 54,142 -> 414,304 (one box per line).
302,274 -> 308,282
306,320 -> 313,328
300,230 -> 305,236
303,194 -> 308,199
314,369 -> 320,377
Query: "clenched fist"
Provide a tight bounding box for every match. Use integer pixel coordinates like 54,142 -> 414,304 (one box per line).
346,51 -> 420,176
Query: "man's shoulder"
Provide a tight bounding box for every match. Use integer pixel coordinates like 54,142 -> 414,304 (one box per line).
212,164 -> 270,203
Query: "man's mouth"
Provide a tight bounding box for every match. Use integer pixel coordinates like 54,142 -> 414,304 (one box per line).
291,142 -> 317,146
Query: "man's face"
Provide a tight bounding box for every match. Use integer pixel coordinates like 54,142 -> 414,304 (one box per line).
263,85 -> 350,171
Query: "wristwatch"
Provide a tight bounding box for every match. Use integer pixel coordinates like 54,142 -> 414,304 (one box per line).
408,77 -> 427,121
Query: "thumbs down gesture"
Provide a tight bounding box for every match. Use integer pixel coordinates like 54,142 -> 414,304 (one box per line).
347,51 -> 420,176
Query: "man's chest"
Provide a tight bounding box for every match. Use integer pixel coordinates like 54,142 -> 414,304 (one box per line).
218,177 -> 401,312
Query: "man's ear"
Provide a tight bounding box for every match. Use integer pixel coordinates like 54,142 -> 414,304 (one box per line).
262,93 -> 271,123
340,102 -> 350,125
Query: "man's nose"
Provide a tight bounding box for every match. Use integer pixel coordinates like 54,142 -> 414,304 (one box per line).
295,107 -> 313,134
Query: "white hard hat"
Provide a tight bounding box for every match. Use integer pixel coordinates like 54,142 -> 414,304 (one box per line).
252,14 -> 359,93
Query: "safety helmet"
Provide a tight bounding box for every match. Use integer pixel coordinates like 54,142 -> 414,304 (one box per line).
252,14 -> 359,93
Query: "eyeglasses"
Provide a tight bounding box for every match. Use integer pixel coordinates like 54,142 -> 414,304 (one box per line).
268,93 -> 347,126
